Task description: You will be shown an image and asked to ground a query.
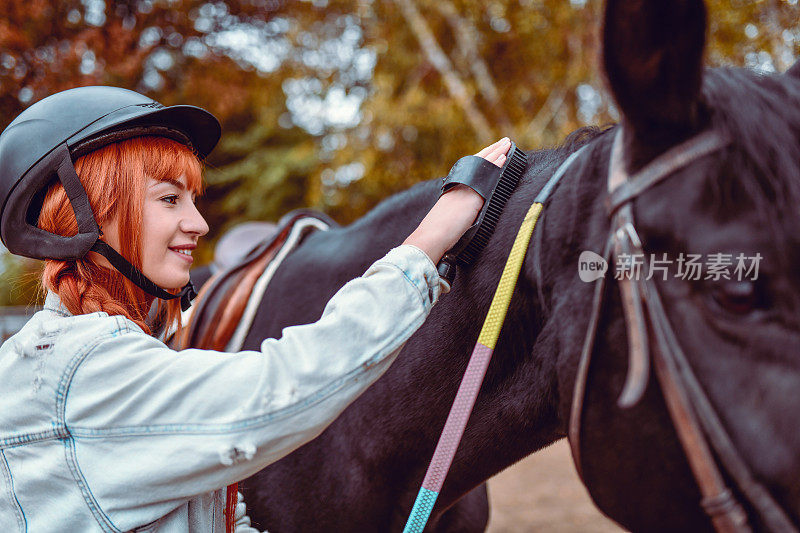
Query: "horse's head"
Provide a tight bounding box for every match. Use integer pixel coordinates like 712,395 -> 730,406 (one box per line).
595,0 -> 800,527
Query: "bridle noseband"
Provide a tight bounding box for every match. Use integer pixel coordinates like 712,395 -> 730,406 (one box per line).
569,129 -> 798,532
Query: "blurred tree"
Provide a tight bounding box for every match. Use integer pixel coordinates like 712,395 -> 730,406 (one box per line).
0,0 -> 797,307
0,252 -> 38,307
320,0 -> 798,222
0,0 -> 336,303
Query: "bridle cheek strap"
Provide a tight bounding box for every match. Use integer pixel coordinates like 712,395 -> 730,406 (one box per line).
569,129 -> 799,532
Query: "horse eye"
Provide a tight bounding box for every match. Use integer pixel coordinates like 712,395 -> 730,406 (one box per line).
708,281 -> 758,316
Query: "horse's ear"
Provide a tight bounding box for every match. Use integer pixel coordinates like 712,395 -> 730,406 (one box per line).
787,59 -> 800,80
602,0 -> 708,154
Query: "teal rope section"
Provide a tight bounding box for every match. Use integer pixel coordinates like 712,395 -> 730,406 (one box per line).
403,488 -> 439,533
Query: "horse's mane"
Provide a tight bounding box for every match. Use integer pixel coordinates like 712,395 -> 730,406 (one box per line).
339,127 -> 607,244
702,68 -> 800,241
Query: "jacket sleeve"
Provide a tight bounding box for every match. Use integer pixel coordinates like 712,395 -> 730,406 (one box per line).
64,245 -> 445,522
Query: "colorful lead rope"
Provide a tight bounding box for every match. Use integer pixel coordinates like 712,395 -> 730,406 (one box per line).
403,147 -> 586,533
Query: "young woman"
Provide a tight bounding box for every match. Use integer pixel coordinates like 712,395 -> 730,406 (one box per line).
0,86 -> 510,532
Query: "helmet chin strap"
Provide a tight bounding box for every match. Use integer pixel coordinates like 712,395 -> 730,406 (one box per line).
90,239 -> 196,311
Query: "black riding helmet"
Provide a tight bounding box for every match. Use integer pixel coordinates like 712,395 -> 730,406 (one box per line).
0,86 -> 221,310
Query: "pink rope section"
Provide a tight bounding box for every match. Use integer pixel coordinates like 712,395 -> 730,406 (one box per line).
421,342 -> 493,493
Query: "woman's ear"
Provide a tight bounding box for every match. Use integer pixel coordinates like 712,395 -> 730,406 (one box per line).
602,0 -> 709,165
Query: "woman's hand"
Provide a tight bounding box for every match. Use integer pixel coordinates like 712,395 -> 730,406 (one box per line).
403,137 -> 512,264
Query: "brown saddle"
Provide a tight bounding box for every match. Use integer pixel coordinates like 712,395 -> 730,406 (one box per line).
177,209 -> 337,351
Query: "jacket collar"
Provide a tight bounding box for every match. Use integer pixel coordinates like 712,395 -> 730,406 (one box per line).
44,291 -> 72,317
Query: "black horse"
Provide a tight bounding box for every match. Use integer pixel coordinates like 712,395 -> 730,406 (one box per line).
207,1 -> 800,531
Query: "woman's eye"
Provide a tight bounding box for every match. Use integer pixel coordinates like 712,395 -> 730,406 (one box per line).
161,195 -> 179,205
707,281 -> 760,316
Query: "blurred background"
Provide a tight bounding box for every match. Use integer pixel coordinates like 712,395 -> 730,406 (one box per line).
1,0 -> 798,309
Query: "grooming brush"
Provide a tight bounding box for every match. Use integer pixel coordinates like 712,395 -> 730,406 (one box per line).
437,141 -> 528,285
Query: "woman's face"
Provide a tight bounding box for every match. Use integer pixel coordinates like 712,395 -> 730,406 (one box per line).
103,173 -> 208,290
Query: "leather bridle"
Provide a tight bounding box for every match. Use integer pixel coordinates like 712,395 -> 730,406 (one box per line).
568,128 -> 799,532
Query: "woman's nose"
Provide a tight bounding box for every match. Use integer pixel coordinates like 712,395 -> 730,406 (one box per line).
181,201 -> 209,237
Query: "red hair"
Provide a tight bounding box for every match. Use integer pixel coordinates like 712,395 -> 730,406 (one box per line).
38,136 -> 204,336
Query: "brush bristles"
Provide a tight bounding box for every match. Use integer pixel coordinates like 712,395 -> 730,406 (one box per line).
458,147 -> 527,265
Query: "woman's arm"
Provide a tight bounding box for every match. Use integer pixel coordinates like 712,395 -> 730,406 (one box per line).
61,139 -> 512,529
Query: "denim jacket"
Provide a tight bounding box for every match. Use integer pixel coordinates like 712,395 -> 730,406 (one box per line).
0,245 -> 445,532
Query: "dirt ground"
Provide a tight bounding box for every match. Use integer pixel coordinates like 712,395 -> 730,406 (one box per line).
486,440 -> 625,532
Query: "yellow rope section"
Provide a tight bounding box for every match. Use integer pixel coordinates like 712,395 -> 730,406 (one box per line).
476,202 -> 544,349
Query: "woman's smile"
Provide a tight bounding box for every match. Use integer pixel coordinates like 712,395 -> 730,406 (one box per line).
169,244 -> 196,263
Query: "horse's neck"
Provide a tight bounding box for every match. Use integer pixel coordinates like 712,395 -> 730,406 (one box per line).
531,136 -> 614,426
345,178 -> 440,251
370,141 -> 613,506
256,144 -> 612,512
241,154 -> 618,527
